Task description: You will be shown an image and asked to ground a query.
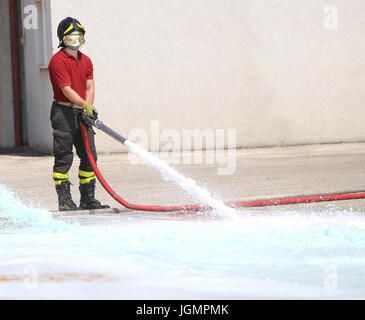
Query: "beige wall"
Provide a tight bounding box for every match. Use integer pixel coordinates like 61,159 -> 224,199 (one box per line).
0,0 -> 15,148
26,0 -> 365,151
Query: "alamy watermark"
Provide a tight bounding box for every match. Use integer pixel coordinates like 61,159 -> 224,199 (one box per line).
23,5 -> 38,30
23,265 -> 38,290
23,4 -> 339,31
324,5 -> 338,30
127,121 -> 237,175
323,265 -> 338,291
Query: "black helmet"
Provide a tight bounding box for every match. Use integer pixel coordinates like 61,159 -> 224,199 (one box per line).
57,17 -> 85,48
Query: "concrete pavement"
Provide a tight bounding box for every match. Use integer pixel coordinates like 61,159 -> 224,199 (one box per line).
1,142 -> 365,217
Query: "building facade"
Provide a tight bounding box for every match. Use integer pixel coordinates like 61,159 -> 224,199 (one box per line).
1,0 -> 365,152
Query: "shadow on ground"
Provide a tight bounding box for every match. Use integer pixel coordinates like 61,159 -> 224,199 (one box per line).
0,145 -> 50,157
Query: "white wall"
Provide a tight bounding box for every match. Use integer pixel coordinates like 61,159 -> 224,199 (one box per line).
0,0 -> 15,148
29,0 -> 365,151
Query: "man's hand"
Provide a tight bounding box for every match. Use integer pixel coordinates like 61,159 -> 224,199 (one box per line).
82,102 -> 98,119
61,86 -> 97,118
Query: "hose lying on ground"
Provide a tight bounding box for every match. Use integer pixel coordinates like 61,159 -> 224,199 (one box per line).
80,115 -> 365,212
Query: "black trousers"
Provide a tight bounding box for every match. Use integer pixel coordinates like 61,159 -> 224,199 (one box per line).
50,101 -> 97,174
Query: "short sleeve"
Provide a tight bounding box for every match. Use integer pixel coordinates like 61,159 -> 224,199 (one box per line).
86,57 -> 94,80
48,58 -> 72,89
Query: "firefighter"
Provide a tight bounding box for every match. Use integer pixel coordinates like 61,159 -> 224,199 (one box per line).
48,17 -> 109,211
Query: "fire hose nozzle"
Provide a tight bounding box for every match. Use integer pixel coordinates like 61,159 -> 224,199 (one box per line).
80,113 -> 127,144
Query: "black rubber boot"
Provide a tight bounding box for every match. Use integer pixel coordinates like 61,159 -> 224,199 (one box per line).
55,181 -> 78,211
79,180 -> 110,210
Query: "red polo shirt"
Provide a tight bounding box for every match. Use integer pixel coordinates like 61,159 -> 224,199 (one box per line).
48,49 -> 93,102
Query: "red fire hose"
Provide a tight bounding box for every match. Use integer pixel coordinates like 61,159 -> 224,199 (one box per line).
80,118 -> 365,212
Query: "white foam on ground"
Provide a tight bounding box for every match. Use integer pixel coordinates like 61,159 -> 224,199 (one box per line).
1,212 -> 365,299
1,182 -> 365,299
0,184 -> 72,231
